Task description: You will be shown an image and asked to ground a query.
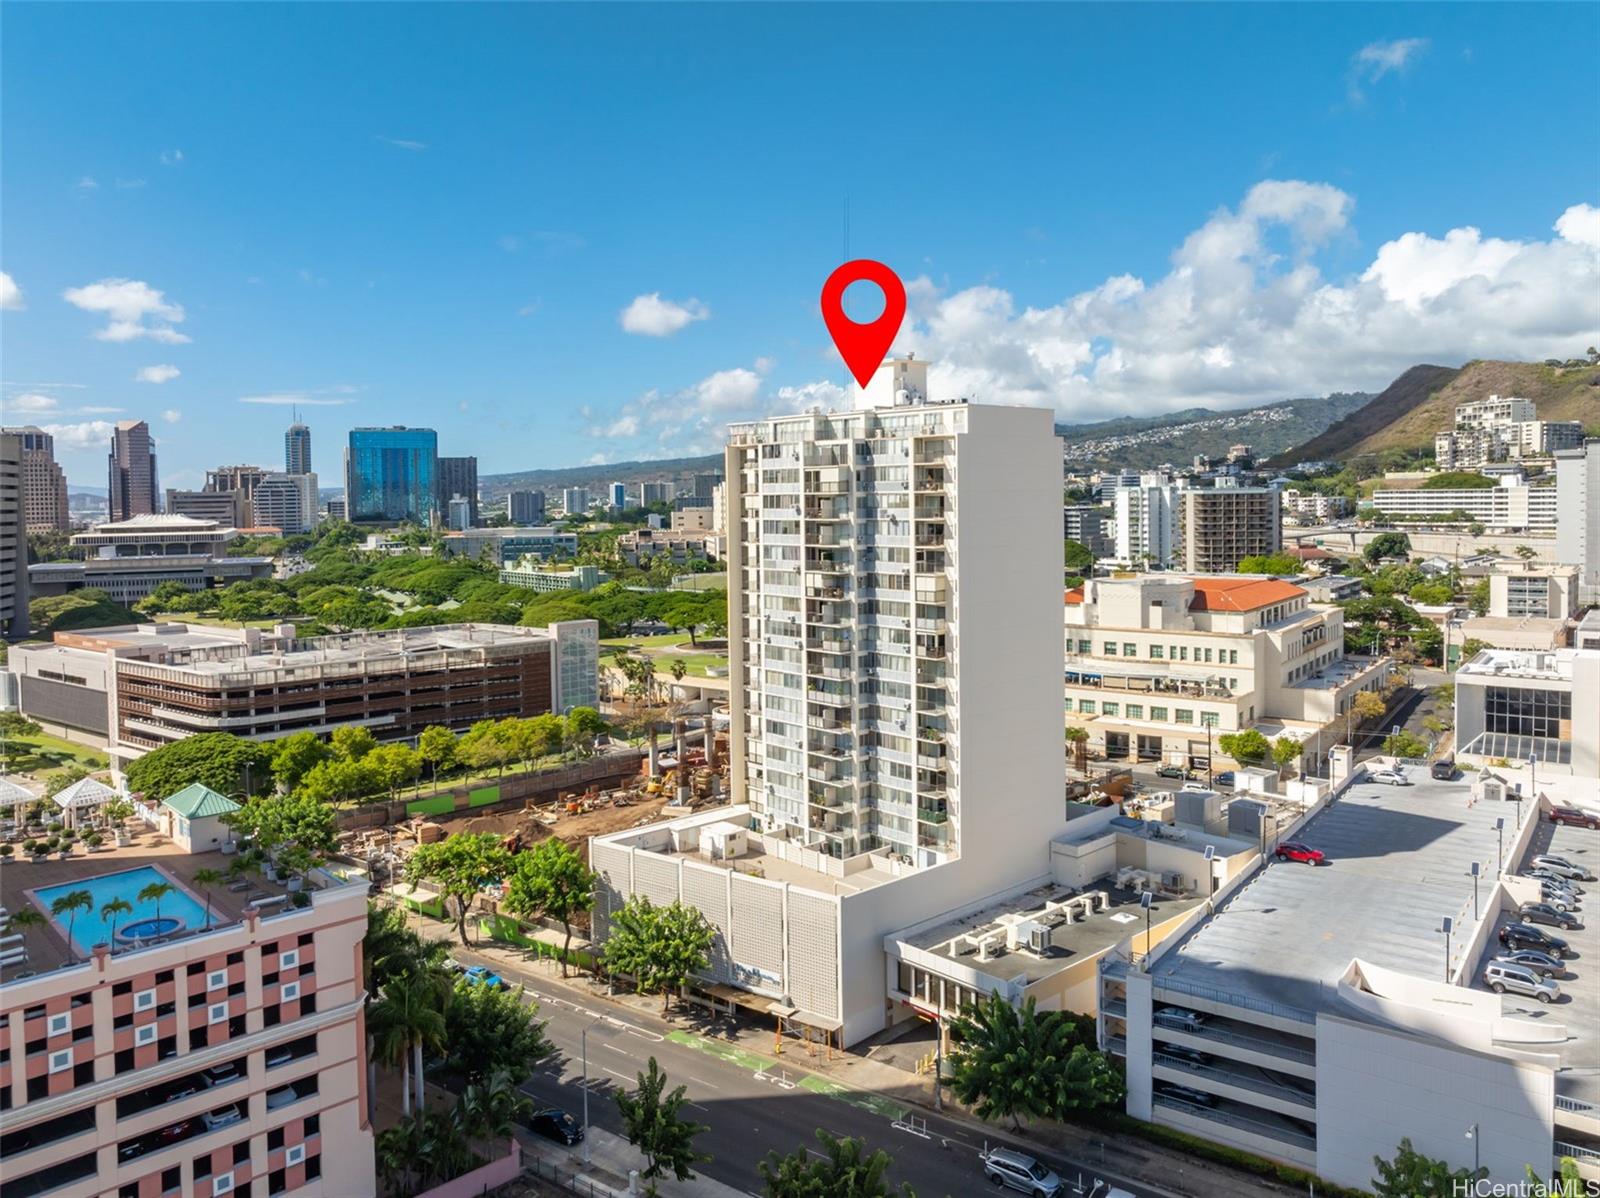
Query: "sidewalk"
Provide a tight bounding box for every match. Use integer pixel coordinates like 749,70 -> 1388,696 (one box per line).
520,1126 -> 748,1198
447,926 -> 1308,1198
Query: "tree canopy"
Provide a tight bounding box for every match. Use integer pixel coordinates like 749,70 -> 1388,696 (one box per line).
124,732 -> 273,802
603,895 -> 715,1011
1371,1137 -> 1485,1197
615,1057 -> 710,1196
503,838 -> 596,976
443,972 -> 551,1084
760,1131 -> 916,1198
405,834 -> 514,945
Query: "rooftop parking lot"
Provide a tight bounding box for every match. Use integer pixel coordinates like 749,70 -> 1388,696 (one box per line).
1152,773 -> 1518,1014
1472,813 -> 1600,1110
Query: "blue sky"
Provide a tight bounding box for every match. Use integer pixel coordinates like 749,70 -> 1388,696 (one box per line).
2,3 -> 1596,490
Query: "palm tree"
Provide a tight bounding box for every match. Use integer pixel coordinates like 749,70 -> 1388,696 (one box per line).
456,1067 -> 533,1144
49,890 -> 92,963
101,898 -> 132,951
369,971 -> 448,1117
137,881 -> 175,926
192,868 -> 223,930
7,906 -> 46,941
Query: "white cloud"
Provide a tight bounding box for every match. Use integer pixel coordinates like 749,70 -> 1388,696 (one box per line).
619,293 -> 710,337
79,405 -> 124,414
0,271 -> 23,310
40,420 -> 116,449
136,364 -> 181,384
160,149 -> 184,166
62,277 -> 190,343
115,178 -> 147,190
74,176 -> 99,191
1349,38 -> 1429,102
585,185 -> 1600,447
10,393 -> 59,413
161,409 -> 182,423
377,136 -> 426,151
237,388 -> 357,406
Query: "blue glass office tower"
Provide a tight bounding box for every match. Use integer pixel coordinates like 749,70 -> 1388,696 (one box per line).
345,427 -> 439,524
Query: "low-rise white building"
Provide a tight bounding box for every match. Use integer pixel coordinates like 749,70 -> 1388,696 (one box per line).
1370,476 -> 1558,529
1454,644 -> 1600,778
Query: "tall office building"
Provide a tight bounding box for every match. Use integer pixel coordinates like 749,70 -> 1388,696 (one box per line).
1180,484 -> 1282,573
436,456 -> 479,526
724,355 -> 1063,866
560,487 -> 589,516
344,427 -> 438,524
690,471 -> 721,500
1556,438 -> 1600,597
252,472 -> 321,535
1,431 -> 29,638
638,481 -> 670,505
285,421 -> 313,475
607,481 -> 628,510
507,490 -> 546,524
1,426 -> 70,532
107,420 -> 160,522
1113,473 -> 1180,567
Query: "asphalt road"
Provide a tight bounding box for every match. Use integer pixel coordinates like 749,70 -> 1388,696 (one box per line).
448,943 -> 1164,1198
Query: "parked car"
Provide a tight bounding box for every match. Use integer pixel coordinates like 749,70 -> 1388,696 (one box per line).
1526,867 -> 1585,895
161,1079 -> 202,1103
201,1104 -> 243,1131
1211,771 -> 1236,790
265,1046 -> 294,1069
1430,759 -> 1457,781
154,1120 -> 193,1143
1531,855 -> 1595,882
1548,806 -> 1600,830
1534,883 -> 1580,912
1368,768 -> 1410,786
200,1063 -> 240,1088
1155,764 -> 1189,780
1274,841 -> 1324,866
264,1086 -> 297,1111
1155,1082 -> 1217,1107
981,1147 -> 1064,1197
526,1107 -> 583,1146
1493,949 -> 1565,978
463,965 -> 506,990
1152,1007 -> 1206,1033
1156,1044 -> 1210,1068
1483,961 -> 1561,1004
1500,922 -> 1571,958
1519,903 -> 1580,931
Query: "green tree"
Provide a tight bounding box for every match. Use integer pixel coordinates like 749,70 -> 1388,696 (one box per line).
1363,531 -> 1412,564
503,838 -> 596,976
193,867 -> 223,930
100,898 -> 132,948
137,880 -> 175,925
226,791 -> 338,880
1408,580 -> 1455,606
124,733 -> 272,801
1459,637 -> 1488,664
1466,578 -> 1490,615
444,973 -> 551,1084
1063,538 -> 1095,574
670,658 -> 688,682
1217,729 -> 1270,764
947,993 -> 1118,1129
29,589 -> 148,636
270,731 -> 332,792
405,833 -> 514,946
369,967 -> 449,1116
615,1057 -> 710,1196
1064,725 -> 1088,773
1236,552 -> 1302,575
458,720 -> 516,778
368,743 -> 422,798
456,1067 -> 535,1143
1371,1137 -> 1484,1197
295,756 -> 382,805
1515,544 -> 1537,561
330,725 -> 378,762
1384,730 -> 1429,759
44,765 -> 91,801
417,725 -> 458,784
563,706 -> 607,757
760,1130 -> 916,1198
602,896 -> 715,1012
1270,736 -> 1304,779
49,889 -> 92,962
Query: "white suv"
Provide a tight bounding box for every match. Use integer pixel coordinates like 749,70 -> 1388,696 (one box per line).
982,1147 -> 1063,1196
1483,961 -> 1560,1004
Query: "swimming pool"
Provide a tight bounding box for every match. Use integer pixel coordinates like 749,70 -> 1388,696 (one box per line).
34,866 -> 211,953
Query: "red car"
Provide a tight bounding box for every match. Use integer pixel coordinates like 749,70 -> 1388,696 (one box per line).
1549,806 -> 1599,830
1274,841 -> 1324,866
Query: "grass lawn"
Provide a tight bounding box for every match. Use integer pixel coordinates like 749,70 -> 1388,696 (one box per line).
652,653 -> 727,678
3,731 -> 110,779
601,633 -> 702,650
153,613 -> 279,630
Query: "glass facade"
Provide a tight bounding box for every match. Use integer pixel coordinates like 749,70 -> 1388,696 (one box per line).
1484,685 -> 1571,739
345,428 -> 438,524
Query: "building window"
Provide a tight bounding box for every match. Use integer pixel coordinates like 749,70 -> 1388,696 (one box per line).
1174,709 -> 1194,725
1484,685 -> 1571,740
1103,642 -> 1117,656
214,1171 -> 236,1195
210,1003 -> 229,1024
1078,700 -> 1095,714
281,982 -> 300,1002
1076,639 -> 1091,654
1126,704 -> 1143,719
1101,702 -> 1119,717
1149,646 -> 1164,660
285,1144 -> 306,1167
135,989 -> 156,1012
1228,650 -> 1238,664
1150,706 -> 1168,721
1122,643 -> 1137,657
49,1049 -> 73,1073
1200,712 -> 1219,728
135,1024 -> 157,1047
48,1012 -> 70,1037
162,1167 -> 181,1194
208,970 -> 227,991
279,950 -> 299,970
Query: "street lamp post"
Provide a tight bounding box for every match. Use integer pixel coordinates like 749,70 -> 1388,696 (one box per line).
1140,891 -> 1153,970
1204,844 -> 1217,901
1441,916 -> 1454,983
1470,862 -> 1481,922
1494,818 -> 1505,878
1466,1122 -> 1479,1174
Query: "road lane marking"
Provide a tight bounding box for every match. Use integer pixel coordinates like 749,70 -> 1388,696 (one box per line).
687,1076 -> 720,1090
602,1066 -> 630,1081
601,1042 -> 632,1056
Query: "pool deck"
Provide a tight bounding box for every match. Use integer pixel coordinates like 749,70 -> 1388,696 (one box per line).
2,832 -> 296,979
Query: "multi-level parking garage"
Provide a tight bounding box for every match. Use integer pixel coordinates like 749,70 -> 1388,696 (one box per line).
1102,772 -> 1600,1190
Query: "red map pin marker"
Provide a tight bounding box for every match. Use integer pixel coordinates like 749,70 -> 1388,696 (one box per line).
821,259 -> 907,388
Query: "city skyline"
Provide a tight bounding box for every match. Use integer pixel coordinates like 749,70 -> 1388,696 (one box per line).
2,4 -> 1597,488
